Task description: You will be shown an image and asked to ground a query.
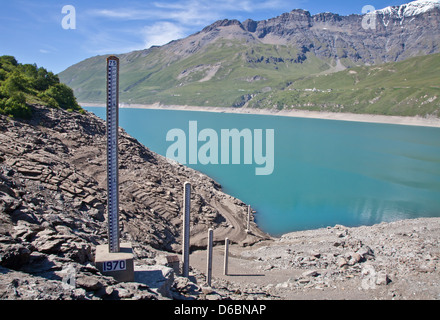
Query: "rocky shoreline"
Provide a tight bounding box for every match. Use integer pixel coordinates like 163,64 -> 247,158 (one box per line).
81,103 -> 440,128
0,104 -> 269,300
0,104 -> 439,300
192,217 -> 440,300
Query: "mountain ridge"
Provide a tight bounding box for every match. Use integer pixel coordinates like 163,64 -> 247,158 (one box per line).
59,0 -> 440,116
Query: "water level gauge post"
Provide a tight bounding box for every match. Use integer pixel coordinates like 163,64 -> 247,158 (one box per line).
106,56 -> 120,254
95,56 -> 134,283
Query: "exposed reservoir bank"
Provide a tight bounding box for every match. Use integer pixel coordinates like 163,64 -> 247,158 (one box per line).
82,103 -> 440,128
84,105 -> 440,236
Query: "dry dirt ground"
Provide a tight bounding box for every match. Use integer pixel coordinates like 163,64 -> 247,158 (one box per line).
189,217 -> 440,300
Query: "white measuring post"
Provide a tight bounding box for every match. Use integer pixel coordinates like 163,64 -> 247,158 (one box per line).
246,205 -> 251,233
182,182 -> 191,277
207,228 -> 214,287
106,56 -> 120,253
224,238 -> 229,276
95,56 -> 134,283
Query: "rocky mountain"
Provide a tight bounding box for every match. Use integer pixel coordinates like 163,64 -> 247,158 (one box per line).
239,0 -> 440,64
59,0 -> 440,111
0,104 -> 269,300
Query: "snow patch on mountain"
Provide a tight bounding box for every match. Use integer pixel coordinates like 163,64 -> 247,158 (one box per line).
375,0 -> 440,18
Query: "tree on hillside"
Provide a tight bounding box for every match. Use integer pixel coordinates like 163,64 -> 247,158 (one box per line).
0,55 -> 82,118
38,83 -> 81,111
1,71 -> 29,96
0,56 -> 18,72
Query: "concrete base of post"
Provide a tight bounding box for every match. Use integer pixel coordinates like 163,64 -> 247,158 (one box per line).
95,242 -> 135,283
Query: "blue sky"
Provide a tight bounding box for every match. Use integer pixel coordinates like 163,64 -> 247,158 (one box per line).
0,0 -> 411,74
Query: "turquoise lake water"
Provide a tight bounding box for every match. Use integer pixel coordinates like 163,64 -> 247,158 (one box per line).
85,107 -> 440,236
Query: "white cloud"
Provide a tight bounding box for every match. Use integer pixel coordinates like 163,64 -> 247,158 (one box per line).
88,2 -> 218,26
81,30 -> 146,55
88,0 -> 292,25
141,22 -> 187,48
89,8 -> 157,20
82,0 -> 302,54
92,9 -> 139,19
38,45 -> 59,54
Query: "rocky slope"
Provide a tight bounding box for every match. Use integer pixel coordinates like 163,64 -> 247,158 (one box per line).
239,0 -> 440,65
189,217 -> 440,300
1,104 -> 439,300
0,104 -> 269,300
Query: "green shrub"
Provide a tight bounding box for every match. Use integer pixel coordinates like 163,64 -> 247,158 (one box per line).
40,83 -> 81,111
1,71 -> 29,96
0,55 -> 82,119
0,69 -> 6,81
0,56 -> 18,72
33,68 -> 59,91
0,92 -> 31,119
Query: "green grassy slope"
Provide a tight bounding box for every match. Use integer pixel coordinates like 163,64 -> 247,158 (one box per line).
249,53 -> 440,117
59,39 -> 331,107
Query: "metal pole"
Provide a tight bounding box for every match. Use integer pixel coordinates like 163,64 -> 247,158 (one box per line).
246,205 -> 251,233
224,238 -> 229,276
106,56 -> 120,253
182,182 -> 191,277
207,228 -> 214,287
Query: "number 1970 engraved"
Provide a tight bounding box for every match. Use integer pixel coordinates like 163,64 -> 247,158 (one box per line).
102,260 -> 126,272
